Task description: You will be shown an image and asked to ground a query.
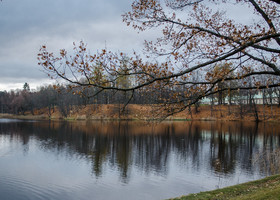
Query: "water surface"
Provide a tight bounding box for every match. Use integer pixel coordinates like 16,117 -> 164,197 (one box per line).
0,119 -> 279,200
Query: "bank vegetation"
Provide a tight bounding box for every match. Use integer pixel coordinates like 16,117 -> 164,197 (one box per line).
1,83 -> 280,121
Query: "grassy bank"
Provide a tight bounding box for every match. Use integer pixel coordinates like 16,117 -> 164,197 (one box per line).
170,174 -> 280,200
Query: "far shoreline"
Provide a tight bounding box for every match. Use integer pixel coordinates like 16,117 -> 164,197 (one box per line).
0,104 -> 280,122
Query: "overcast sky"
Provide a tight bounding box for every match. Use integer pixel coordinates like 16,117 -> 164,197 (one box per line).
0,0 -> 261,91
0,0 -> 152,91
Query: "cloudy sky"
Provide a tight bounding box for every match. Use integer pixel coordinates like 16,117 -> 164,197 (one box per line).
0,0 -> 261,91
0,0 -> 152,91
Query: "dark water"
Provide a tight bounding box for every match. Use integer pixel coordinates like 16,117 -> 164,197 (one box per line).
0,119 -> 280,200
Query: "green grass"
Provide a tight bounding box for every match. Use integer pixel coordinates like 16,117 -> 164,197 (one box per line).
169,174 -> 280,200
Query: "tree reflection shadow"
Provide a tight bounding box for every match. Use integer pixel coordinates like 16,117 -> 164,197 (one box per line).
0,120 -> 280,182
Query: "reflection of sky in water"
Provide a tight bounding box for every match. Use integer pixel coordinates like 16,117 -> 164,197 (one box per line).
0,118 -> 23,123
0,121 -> 279,200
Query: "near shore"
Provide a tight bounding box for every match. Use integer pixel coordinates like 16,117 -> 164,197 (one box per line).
169,174 -> 280,200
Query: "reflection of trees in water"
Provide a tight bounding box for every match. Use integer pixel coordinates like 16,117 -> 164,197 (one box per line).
132,128 -> 171,175
172,123 -> 204,171
209,123 -> 257,175
1,121 -> 280,182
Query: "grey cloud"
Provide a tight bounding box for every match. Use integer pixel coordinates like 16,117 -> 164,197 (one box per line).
0,0 -> 130,33
0,0 -> 136,90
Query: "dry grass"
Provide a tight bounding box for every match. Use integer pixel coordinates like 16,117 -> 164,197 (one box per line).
2,104 -> 280,122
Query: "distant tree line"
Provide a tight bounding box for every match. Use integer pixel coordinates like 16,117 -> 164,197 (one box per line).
0,82 -> 172,116
0,80 -> 280,119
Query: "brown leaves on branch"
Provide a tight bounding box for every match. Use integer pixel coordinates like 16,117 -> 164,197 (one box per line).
38,0 -> 280,118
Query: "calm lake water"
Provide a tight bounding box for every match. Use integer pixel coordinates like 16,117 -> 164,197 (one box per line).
0,119 -> 280,200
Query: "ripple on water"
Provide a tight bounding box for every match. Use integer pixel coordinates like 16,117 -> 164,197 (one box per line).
0,173 -> 110,200
0,175 -> 70,200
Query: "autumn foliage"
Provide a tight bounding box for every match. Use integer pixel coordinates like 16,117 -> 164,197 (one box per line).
38,0 -> 280,117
